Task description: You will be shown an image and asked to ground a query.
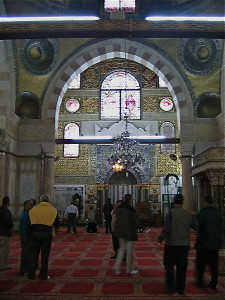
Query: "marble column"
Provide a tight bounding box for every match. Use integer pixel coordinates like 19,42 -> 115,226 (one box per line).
41,152 -> 55,205
0,151 -> 5,200
180,155 -> 193,211
206,170 -> 225,217
206,170 -> 225,271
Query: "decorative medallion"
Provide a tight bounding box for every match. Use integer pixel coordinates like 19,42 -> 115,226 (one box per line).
159,98 -> 174,112
15,92 -> 41,119
179,39 -> 222,75
196,92 -> 221,118
21,39 -> 58,75
65,98 -> 80,113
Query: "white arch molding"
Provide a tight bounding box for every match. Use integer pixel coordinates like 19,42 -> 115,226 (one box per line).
42,38 -> 194,140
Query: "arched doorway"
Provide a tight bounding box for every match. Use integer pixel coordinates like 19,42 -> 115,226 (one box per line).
107,170 -> 138,206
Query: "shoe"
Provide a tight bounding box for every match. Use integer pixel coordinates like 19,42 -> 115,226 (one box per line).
0,266 -> 11,270
113,269 -> 121,275
127,270 -> 138,274
40,276 -> 50,280
207,284 -> 216,290
196,282 -> 205,289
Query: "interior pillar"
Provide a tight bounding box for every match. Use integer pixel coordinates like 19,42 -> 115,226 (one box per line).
180,155 -> 193,211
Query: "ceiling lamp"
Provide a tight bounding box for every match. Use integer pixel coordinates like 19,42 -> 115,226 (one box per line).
107,115 -> 145,171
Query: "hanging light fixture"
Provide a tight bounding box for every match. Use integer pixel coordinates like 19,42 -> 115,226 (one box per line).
107,115 -> 145,171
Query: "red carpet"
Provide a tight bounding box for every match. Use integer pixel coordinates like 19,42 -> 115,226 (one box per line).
0,227 -> 224,300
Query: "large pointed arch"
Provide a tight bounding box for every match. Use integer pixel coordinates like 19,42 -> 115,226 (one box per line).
42,38 -> 194,139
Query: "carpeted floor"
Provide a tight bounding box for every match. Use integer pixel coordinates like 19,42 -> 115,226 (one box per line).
0,227 -> 224,300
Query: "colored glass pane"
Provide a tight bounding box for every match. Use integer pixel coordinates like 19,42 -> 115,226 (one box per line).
68,74 -> 81,89
65,98 -> 80,113
101,70 -> 141,119
64,123 -> 79,157
160,98 -> 174,112
102,71 -> 139,89
101,90 -> 120,119
121,90 -> 140,119
160,122 -> 175,153
104,0 -> 135,12
159,77 -> 167,88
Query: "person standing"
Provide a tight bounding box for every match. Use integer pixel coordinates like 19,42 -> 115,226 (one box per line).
0,196 -> 13,270
103,198 -> 113,234
113,194 -> 139,275
27,194 -> 60,280
65,202 -> 78,233
19,199 -> 34,275
158,194 -> 198,295
195,195 -> 224,289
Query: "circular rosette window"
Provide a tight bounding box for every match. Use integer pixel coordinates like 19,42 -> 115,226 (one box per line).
65,98 -> 80,113
21,39 -> 58,75
179,38 -> 222,76
159,98 -> 174,112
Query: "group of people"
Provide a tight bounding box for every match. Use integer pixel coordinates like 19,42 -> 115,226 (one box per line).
109,193 -> 224,295
0,194 -> 60,280
0,192 -> 224,295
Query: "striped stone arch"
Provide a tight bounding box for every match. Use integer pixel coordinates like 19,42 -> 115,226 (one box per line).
43,38 -> 194,136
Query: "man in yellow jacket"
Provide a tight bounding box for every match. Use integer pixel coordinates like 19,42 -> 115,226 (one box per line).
28,194 -> 59,280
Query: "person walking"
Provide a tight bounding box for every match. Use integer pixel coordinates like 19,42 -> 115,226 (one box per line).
19,199 -> 34,275
103,198 -> 113,233
113,194 -> 139,275
111,200 -> 123,259
65,202 -> 78,233
195,195 -> 224,289
0,196 -> 13,270
27,194 -> 60,280
158,193 -> 198,295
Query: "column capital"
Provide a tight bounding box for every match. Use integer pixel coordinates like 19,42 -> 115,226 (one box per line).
180,142 -> 195,157
206,169 -> 225,185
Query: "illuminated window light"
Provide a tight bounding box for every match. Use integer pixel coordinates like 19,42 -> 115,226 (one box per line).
145,16 -> 225,22
0,16 -> 99,23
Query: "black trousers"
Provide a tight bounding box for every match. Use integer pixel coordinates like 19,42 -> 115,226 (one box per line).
105,216 -> 112,233
112,232 -> 120,254
28,230 -> 52,280
196,248 -> 219,288
67,213 -> 77,233
163,245 -> 189,294
20,235 -> 30,274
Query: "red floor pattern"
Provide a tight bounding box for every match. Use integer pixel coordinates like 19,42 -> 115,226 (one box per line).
0,227 -> 224,300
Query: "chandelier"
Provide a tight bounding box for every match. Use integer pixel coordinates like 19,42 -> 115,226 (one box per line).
107,116 -> 145,171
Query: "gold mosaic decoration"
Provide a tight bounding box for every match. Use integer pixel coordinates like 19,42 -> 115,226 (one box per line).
55,144 -> 89,175
142,96 -> 159,113
156,145 -> 181,176
82,67 -> 99,89
81,97 -> 98,114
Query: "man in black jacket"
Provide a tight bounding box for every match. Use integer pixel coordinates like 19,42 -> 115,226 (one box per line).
0,196 -> 13,270
195,195 -> 224,289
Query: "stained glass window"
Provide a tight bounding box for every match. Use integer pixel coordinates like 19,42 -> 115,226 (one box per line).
159,77 -> 167,88
104,0 -> 136,12
65,98 -> 80,113
68,74 -> 81,89
160,122 -> 176,154
64,123 -> 79,157
159,97 -> 174,112
101,71 -> 140,120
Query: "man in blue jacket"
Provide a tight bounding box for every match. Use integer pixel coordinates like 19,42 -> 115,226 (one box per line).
19,199 -> 34,275
195,195 -> 224,289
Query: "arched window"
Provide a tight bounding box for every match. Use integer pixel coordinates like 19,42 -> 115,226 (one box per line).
64,123 -> 80,157
101,70 -> 141,120
104,0 -> 136,12
160,122 -> 176,154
